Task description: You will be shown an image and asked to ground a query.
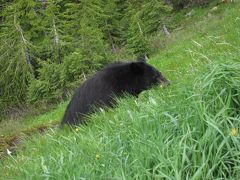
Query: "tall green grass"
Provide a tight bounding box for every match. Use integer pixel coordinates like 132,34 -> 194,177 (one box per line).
1,58 -> 239,179
1,3 -> 240,179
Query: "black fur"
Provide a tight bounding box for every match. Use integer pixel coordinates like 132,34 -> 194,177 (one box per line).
61,61 -> 169,125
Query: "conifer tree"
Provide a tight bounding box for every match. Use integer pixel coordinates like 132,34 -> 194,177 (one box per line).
100,0 -> 127,51
126,0 -> 171,57
38,0 -> 63,63
61,0 -> 109,67
139,1 -> 171,34
0,0 -> 36,107
127,17 -> 150,58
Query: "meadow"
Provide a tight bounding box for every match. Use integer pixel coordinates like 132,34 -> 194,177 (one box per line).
0,2 -> 240,179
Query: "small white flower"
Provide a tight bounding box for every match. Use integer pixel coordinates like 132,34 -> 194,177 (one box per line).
6,148 -> 17,162
7,149 -> 12,155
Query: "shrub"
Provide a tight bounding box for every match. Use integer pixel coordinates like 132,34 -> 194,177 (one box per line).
63,52 -> 92,83
27,60 -> 65,103
27,51 -> 107,104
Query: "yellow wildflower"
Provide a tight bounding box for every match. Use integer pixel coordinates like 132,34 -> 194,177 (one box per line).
95,154 -> 100,160
75,128 -> 80,132
230,128 -> 238,137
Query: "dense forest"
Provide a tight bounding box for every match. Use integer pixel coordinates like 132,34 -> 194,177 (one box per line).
0,0 -> 212,118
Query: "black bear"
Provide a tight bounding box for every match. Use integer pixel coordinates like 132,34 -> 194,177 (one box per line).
61,60 -> 169,125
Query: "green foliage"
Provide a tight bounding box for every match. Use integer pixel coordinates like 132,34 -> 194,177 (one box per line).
127,19 -> 150,57
62,52 -> 86,83
126,1 -> 171,56
100,0 -> 123,49
77,22 -> 109,66
27,50 -> 104,103
0,12 -> 34,110
33,0 -> 63,63
27,60 -> 64,103
0,0 -> 115,112
136,1 -> 172,34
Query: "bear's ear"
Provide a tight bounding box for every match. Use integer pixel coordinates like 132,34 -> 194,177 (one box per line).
137,54 -> 148,62
130,62 -> 145,75
137,56 -> 146,62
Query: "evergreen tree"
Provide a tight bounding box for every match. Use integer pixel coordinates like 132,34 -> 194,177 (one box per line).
125,1 -> 150,57
61,0 -> 109,66
139,1 -> 171,34
38,0 -> 63,64
100,0 -> 127,51
0,1 -> 36,107
126,0 -> 171,57
127,16 -> 150,57
27,0 -> 110,103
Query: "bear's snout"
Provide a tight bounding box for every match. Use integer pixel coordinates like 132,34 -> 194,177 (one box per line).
157,77 -> 170,86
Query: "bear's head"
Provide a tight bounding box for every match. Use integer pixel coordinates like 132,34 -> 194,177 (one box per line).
130,61 -> 170,91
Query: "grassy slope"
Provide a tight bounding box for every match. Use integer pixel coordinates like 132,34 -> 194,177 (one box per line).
1,3 -> 240,179
0,102 -> 66,136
